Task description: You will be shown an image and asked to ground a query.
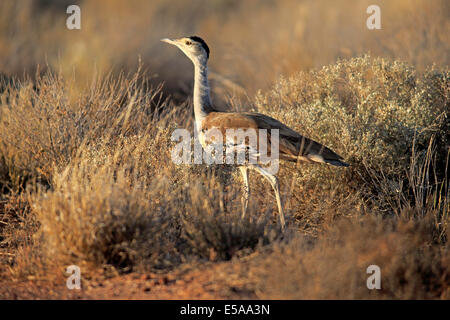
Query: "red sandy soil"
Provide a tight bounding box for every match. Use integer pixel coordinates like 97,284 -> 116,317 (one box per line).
0,258 -> 260,300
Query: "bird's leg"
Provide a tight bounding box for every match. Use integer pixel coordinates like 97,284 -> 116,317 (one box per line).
239,166 -> 250,219
251,165 -> 286,231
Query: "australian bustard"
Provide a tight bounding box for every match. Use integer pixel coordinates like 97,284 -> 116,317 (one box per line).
162,36 -> 349,231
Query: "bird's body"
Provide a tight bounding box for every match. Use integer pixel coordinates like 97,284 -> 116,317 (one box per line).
199,111 -> 348,166
162,36 -> 349,230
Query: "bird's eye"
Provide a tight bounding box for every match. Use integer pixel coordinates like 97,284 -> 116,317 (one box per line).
185,40 -> 192,45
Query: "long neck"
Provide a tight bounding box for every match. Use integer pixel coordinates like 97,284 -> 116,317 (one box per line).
193,61 -> 214,131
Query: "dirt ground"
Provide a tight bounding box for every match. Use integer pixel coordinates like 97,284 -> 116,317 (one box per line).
0,257 -> 260,300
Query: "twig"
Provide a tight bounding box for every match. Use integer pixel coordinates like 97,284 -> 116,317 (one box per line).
0,252 -> 14,256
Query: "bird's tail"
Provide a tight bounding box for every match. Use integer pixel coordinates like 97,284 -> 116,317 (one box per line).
324,158 -> 350,167
282,135 -> 350,167
304,153 -> 350,167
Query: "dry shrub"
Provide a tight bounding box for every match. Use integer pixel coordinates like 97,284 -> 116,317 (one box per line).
0,23 -> 447,296
0,194 -> 39,279
250,91 -> 449,299
256,215 -> 449,299
0,64 -> 187,272
0,66 -> 165,191
251,56 -> 448,218
30,131 -> 182,272
395,139 -> 449,244
6,68 -> 279,272
180,174 -> 282,261
30,139 -> 281,271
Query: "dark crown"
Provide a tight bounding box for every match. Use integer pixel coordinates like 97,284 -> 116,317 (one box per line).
189,36 -> 210,58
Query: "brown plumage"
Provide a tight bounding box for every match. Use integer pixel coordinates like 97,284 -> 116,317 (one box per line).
201,112 -> 349,167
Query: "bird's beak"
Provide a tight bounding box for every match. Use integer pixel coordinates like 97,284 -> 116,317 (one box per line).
160,38 -> 177,46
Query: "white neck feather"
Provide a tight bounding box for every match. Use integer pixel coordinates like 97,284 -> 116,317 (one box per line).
193,60 -> 214,132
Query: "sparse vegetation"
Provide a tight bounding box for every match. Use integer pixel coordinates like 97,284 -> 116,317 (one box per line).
253,56 -> 448,228
0,0 -> 448,299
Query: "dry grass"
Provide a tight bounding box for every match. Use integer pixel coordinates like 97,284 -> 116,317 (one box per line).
0,0 -> 448,96
255,214 -> 449,299
252,56 -> 448,230
0,66 -> 283,275
0,0 -> 448,299
0,55 -> 447,299
0,66 -> 165,191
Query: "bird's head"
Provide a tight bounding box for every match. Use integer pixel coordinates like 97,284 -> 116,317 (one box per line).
161,36 -> 210,65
